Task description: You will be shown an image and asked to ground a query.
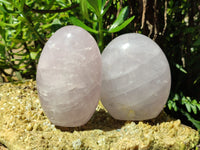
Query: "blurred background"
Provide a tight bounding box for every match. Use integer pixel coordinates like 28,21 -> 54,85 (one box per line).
0,0 -> 199,131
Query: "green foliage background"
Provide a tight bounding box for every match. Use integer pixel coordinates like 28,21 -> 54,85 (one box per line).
0,0 -> 200,131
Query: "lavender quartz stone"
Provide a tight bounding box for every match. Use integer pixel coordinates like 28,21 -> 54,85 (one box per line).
36,26 -> 101,127
101,33 -> 171,120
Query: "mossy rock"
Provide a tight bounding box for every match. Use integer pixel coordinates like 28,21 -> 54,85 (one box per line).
0,80 -> 199,150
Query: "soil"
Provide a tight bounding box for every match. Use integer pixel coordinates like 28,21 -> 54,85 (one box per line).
0,80 -> 199,150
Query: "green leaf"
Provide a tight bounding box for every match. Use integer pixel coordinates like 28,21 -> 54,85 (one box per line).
30,51 -> 39,60
41,24 -> 52,29
69,17 -> 98,34
167,100 -> 172,110
80,0 -> 89,20
51,18 -> 62,31
2,3 -> 15,13
97,0 -> 102,14
191,99 -> 198,104
52,18 -> 61,25
175,63 -> 187,74
18,0 -> 25,12
173,94 -> 179,101
108,16 -> 135,33
102,0 -> 112,16
0,0 -> 11,5
167,100 -> 177,111
181,109 -> 200,131
46,14 -> 59,22
0,4 -> 7,13
172,101 -> 178,111
56,0 -> 67,7
191,104 -> 197,114
101,0 -> 107,12
109,6 -> 129,31
192,100 -> 200,111
0,21 -> 20,28
185,103 -> 191,113
197,104 -> 200,111
87,0 -> 100,16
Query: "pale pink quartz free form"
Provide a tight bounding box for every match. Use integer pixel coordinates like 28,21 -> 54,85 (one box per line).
36,26 -> 101,127
101,33 -> 171,120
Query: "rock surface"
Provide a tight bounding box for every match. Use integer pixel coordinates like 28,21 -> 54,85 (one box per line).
37,25 -> 101,127
101,33 -> 171,120
0,80 -> 199,150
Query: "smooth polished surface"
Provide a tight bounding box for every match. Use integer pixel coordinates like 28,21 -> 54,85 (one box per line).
101,33 -> 171,120
37,25 -> 101,127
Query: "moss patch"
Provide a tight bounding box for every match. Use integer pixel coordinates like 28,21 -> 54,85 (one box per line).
0,80 -> 199,150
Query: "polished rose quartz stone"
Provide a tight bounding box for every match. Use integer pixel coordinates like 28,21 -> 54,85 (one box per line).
37,26 -> 101,127
101,33 -> 171,120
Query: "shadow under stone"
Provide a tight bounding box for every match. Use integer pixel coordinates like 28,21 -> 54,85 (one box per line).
55,108 -> 173,132
56,109 -> 126,132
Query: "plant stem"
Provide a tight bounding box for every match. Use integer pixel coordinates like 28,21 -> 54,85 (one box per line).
98,16 -> 104,53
